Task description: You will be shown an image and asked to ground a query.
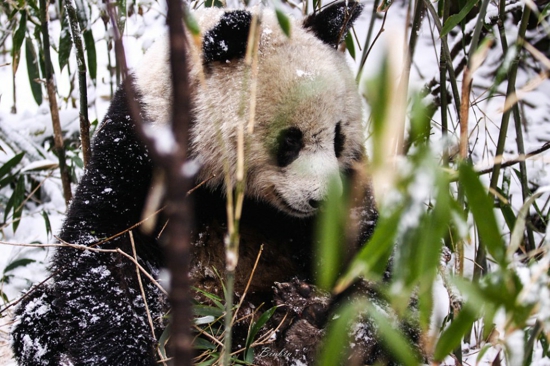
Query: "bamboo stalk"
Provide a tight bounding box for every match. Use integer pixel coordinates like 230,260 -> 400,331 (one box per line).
486,2 -> 533,263
489,4 -> 532,191
407,0 -> 424,64
495,0 -> 535,253
423,0 -> 461,118
439,0 -> 449,165
40,0 -> 72,206
222,12 -> 261,366
64,0 -> 91,167
357,0 -> 381,78
467,0 -> 492,283
467,0 -> 491,64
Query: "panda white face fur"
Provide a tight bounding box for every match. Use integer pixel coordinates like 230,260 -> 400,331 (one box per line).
135,5 -> 364,217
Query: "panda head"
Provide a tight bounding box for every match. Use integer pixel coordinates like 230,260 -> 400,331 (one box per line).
136,2 -> 365,218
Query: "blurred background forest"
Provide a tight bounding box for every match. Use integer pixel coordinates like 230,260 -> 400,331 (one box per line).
2,0 -> 550,364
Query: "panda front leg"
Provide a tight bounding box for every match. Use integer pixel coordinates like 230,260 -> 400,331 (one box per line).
11,283 -> 65,366
53,240 -> 162,366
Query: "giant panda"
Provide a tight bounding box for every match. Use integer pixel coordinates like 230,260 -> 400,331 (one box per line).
11,2 -> 384,365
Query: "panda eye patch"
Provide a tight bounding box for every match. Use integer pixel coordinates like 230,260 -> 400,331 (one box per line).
334,122 -> 345,158
276,127 -> 304,167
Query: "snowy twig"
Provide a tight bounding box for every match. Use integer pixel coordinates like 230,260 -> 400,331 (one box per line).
0,239 -> 168,296
476,139 -> 550,177
129,230 -> 156,340
231,244 -> 264,325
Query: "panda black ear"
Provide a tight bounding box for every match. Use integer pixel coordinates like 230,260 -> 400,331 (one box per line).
303,1 -> 363,48
203,10 -> 252,64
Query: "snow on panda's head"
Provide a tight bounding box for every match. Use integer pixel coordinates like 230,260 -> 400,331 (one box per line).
136,2 -> 364,218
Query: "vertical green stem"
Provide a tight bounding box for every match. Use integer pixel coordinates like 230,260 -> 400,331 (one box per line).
495,0 -> 535,252
222,266 -> 236,365
408,0 -> 424,63
512,105 -> 535,251
489,4 -> 531,190
439,0 -> 449,162
467,0 -> 494,282
64,0 -> 91,167
357,0 -> 380,77
423,0 -> 461,117
467,0 -> 491,63
11,65 -> 16,114
40,0 -> 72,206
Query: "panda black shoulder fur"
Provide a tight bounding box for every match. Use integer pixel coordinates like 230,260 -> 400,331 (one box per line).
10,3 -> 389,365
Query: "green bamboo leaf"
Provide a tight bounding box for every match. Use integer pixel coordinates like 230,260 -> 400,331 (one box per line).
316,176 -> 346,290
0,175 -> 17,190
334,206 -> 401,294
8,8 -> 18,21
26,0 -> 39,12
117,0 -> 127,34
508,187 -> 550,259
317,302 -> 357,366
204,0 -> 223,8
4,258 -> 36,274
499,199 -> 517,233
0,152 -> 24,180
458,162 -> 506,266
440,0 -> 480,37
244,307 -> 277,362
312,0 -> 320,12
183,10 -> 201,36
433,305 -> 479,361
194,337 -> 217,350
248,306 -> 276,342
193,287 -> 224,309
33,26 -> 46,78
59,11 -> 73,73
12,11 -> 26,58
540,3 -> 550,24
196,353 -> 219,366
345,32 -> 355,60
42,210 -> 52,238
8,176 -> 26,233
367,303 -> 421,366
275,8 -> 291,38
83,29 -> 97,82
377,0 -> 393,12
158,322 -> 170,359
25,37 -> 42,105
11,11 -> 27,74
407,168 -> 450,326
364,53 -> 392,169
408,93 -> 432,147
193,305 -> 224,318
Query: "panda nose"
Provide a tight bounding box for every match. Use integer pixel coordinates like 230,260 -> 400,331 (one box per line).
308,199 -> 323,209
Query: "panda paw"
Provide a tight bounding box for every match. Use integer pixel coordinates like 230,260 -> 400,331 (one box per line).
272,278 -> 330,329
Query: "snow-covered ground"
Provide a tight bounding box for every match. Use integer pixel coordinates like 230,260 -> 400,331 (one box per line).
1,0 -> 550,364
